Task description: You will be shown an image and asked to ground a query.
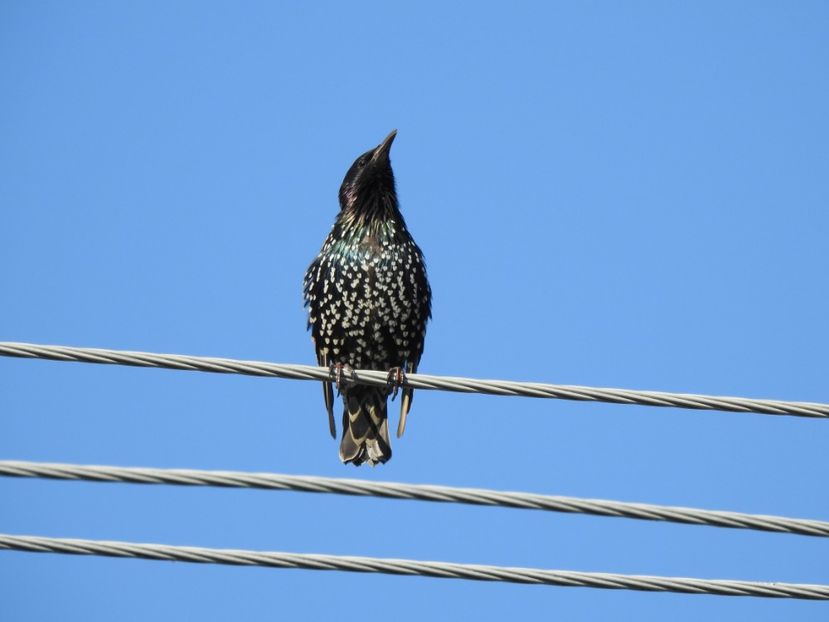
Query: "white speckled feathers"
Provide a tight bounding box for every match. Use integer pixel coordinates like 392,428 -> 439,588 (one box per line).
304,231 -> 429,372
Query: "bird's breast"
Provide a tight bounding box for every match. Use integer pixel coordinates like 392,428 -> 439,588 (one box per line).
310,237 -> 428,370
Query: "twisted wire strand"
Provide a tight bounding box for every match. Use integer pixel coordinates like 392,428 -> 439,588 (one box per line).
1,534 -> 826,599
1,341 -> 827,418
2,460 -> 827,537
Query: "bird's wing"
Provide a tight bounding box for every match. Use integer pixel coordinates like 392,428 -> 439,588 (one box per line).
397,359 -> 417,438
316,348 -> 336,439
397,268 -> 430,439
304,256 -> 337,439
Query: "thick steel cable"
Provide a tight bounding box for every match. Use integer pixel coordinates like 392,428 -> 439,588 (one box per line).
2,460 -> 828,538
1,534 -> 827,599
1,341 -> 827,419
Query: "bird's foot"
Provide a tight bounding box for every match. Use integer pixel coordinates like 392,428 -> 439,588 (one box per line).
386,367 -> 407,401
330,362 -> 355,395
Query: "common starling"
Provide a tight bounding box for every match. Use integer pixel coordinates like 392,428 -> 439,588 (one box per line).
303,130 -> 432,465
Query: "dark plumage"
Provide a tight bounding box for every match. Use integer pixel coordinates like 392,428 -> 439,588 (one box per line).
303,130 -> 432,465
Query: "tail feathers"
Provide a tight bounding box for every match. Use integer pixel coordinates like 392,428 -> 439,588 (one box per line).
340,387 -> 391,466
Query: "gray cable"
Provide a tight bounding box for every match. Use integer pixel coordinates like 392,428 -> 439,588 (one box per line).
1,341 -> 827,419
2,460 -> 827,538
1,534 -> 826,599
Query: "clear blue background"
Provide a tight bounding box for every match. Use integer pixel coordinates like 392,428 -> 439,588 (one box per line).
1,2 -> 827,619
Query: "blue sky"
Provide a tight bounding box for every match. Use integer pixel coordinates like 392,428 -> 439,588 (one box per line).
1,1 -> 827,619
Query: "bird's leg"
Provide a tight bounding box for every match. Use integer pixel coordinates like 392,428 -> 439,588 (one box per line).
386,367 -> 407,401
330,361 -> 355,396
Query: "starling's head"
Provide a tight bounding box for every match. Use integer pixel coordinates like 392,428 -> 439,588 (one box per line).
338,130 -> 398,213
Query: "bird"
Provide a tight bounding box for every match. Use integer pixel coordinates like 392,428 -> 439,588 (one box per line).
303,130 -> 432,465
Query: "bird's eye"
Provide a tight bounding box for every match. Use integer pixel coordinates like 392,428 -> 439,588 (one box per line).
358,156 -> 369,167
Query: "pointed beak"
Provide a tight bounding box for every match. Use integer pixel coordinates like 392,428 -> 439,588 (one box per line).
371,129 -> 397,164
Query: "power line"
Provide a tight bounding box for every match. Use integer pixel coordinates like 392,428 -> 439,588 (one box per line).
2,533 -> 826,599
1,341 -> 827,419
2,460 -> 827,538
